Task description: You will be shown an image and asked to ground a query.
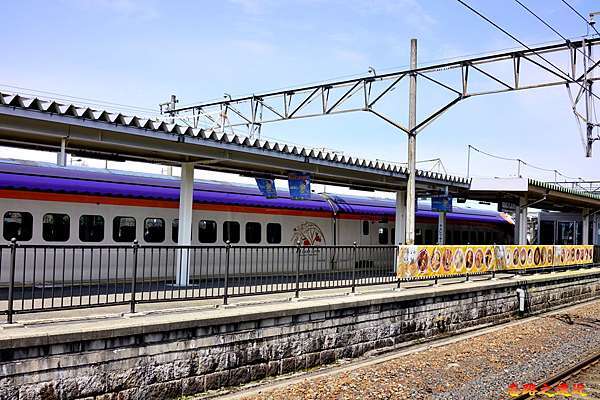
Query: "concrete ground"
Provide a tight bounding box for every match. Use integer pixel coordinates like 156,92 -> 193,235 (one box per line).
1,268 -> 594,346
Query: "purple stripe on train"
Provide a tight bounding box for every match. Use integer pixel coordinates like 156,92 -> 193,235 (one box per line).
0,161 -> 511,225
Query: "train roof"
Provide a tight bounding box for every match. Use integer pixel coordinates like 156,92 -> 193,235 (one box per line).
0,160 -> 512,225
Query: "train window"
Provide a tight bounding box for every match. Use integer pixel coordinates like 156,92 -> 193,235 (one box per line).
3,211 -> 33,241
477,231 -> 484,244
391,228 -> 395,244
446,231 -> 452,245
540,221 -> 554,244
267,223 -> 281,244
172,219 -> 178,243
415,229 -> 423,245
453,230 -> 461,245
425,229 -> 433,244
362,221 -> 370,236
558,221 -> 574,245
198,220 -> 217,243
470,231 -> 477,244
378,227 -> 389,244
223,221 -> 240,243
485,231 -> 492,244
144,218 -> 165,243
43,213 -> 70,242
113,217 -> 136,242
79,215 -> 104,242
246,222 -> 261,244
462,231 -> 469,244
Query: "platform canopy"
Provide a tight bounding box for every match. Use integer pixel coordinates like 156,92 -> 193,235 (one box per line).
0,91 -> 469,195
469,177 -> 600,212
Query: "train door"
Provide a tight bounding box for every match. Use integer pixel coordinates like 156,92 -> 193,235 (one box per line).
359,220 -> 373,245
377,223 -> 390,245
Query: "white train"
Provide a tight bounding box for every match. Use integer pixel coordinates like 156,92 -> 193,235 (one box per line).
0,160 -> 514,284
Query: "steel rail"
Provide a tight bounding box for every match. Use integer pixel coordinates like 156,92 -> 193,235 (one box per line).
512,350 -> 600,399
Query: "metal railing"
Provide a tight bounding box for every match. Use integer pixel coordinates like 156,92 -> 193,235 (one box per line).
0,240 -> 398,322
1,241 -> 598,323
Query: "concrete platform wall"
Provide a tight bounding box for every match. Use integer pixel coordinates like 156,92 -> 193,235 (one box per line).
1,270 -> 599,400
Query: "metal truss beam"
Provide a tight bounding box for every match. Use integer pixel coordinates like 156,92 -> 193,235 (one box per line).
170,37 -> 600,154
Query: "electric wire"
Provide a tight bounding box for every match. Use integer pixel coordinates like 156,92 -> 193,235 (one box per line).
178,35 -> 596,109
0,83 -> 157,114
468,145 -> 586,182
559,0 -> 600,37
455,0 -> 600,103
513,0 -> 594,65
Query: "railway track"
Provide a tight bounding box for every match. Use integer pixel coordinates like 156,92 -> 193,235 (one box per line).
514,350 -> 600,399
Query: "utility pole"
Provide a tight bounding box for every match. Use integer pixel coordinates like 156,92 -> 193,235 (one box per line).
585,37 -> 595,156
405,38 -> 417,245
159,95 -> 178,176
586,12 -> 599,156
466,145 -> 471,178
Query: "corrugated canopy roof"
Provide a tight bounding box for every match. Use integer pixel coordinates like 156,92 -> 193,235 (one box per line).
0,91 -> 470,194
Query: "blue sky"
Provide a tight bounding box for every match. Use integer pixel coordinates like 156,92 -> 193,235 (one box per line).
1,0 -> 600,187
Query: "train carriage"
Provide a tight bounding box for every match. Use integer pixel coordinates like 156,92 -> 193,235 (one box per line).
0,160 -> 514,284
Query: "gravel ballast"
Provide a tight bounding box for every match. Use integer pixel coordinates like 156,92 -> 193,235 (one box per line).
237,300 -> 600,400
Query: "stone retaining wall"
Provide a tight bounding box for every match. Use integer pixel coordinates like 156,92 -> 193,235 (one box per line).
1,270 -> 599,400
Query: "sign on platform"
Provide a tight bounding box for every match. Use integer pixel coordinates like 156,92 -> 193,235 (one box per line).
255,178 -> 277,199
497,201 -> 517,213
288,173 -> 311,200
431,195 -> 453,212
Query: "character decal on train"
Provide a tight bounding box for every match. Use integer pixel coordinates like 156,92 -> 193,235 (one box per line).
291,222 -> 326,246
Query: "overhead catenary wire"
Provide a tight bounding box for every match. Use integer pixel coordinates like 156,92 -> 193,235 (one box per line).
178,35 -> 595,109
468,144 -> 586,181
455,0 -> 600,103
559,0 -> 600,37
513,0 -> 595,65
0,83 -> 157,115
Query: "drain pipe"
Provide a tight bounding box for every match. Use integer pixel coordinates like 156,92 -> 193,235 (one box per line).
516,287 -> 528,313
320,193 -> 339,270
319,193 -> 339,246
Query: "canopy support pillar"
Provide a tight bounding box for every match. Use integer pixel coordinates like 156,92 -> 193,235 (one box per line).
395,191 -> 406,245
176,162 -> 195,286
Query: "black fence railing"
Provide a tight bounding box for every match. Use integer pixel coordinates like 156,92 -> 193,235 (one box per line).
0,241 -> 399,322
0,242 -> 598,323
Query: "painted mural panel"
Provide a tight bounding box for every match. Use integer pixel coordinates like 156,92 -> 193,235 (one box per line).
397,245 -> 593,278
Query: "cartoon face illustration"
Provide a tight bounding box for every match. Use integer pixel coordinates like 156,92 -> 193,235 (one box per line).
291,222 -> 326,246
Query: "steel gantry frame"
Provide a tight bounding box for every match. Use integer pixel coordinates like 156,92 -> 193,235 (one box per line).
167,37 -> 600,244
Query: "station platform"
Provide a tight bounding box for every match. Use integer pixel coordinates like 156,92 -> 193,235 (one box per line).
1,266 -> 599,400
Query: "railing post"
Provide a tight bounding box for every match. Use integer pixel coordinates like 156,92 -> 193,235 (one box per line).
130,240 -> 139,314
6,238 -> 17,324
295,241 -> 301,298
223,240 -> 231,305
351,242 -> 357,293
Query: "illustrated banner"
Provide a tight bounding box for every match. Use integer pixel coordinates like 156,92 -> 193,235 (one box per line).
397,245 -> 498,278
502,245 -> 555,270
397,245 -> 593,278
554,245 -> 594,266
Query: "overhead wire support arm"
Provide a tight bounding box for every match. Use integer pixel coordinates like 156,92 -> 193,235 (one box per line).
170,38 -> 600,136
